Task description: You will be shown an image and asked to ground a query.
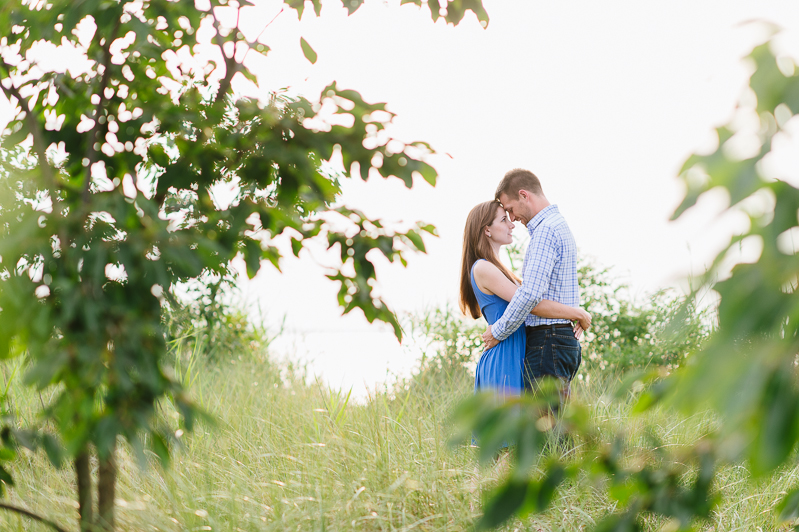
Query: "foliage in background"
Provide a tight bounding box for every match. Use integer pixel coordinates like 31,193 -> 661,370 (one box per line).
0,0 -> 487,530
461,29 -> 799,532
507,241 -> 712,371
164,272 -> 277,364
397,305 -> 484,398
578,259 -> 712,371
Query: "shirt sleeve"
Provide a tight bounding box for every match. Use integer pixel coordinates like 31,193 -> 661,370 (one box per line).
491,225 -> 559,341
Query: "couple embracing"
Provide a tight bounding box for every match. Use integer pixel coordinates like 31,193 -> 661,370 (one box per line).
459,169 -> 591,402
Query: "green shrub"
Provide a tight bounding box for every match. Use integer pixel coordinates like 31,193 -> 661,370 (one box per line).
507,240 -> 713,371
578,259 -> 713,371
396,305 -> 484,398
164,273 -> 278,364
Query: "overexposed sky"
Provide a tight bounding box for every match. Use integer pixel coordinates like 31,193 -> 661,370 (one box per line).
4,0 -> 799,397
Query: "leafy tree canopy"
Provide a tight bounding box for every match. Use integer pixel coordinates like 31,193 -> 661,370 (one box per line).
0,0 -> 488,529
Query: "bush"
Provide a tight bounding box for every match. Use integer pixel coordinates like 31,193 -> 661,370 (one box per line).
164,273 -> 278,364
396,305 -> 484,397
394,254 -> 714,398
507,241 -> 713,371
578,259 -> 712,371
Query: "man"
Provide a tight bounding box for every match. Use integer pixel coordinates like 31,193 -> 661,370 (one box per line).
481,168 -> 583,399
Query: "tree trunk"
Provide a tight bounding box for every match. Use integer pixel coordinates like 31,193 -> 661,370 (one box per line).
74,451 -> 93,532
96,443 -> 117,532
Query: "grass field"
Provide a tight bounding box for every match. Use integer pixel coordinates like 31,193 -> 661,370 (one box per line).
0,336 -> 795,532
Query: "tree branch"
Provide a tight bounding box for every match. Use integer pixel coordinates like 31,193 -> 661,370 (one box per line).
0,502 -> 68,532
82,16 -> 122,203
96,443 -> 117,532
75,451 -> 93,532
210,8 -> 240,105
240,7 -> 284,65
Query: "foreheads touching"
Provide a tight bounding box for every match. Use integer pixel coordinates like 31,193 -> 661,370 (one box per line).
494,169 -> 545,225
465,201 -> 511,248
495,168 -> 544,200
485,204 -> 514,246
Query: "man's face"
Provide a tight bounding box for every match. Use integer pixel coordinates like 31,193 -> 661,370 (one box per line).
498,192 -> 534,225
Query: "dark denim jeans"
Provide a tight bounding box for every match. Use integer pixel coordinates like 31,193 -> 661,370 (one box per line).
523,324 -> 582,396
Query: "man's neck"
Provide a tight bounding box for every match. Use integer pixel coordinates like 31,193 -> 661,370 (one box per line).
528,195 -> 551,221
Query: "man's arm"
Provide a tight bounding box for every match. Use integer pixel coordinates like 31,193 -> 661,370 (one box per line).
487,226 -> 559,342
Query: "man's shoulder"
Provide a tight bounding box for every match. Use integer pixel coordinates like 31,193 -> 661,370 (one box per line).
540,205 -> 566,223
540,207 -> 572,232
532,208 -> 576,251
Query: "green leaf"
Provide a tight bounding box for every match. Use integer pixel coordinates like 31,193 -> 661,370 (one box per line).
41,434 -> 64,469
750,366 -> 799,476
593,511 -> 641,532
300,37 -> 317,64
778,488 -> 799,523
0,465 -> 13,488
0,447 -> 15,462
344,0 -> 365,14
419,223 -> 437,236
148,144 -> 171,167
291,237 -> 303,257
477,480 -> 529,530
3,126 -> 30,148
520,462 -> 567,515
262,245 -> 282,271
151,432 -> 170,468
243,238 -> 263,279
284,0 -> 306,18
95,417 -> 120,459
403,230 -> 426,253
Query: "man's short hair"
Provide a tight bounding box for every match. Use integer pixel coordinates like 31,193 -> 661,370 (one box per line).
495,169 -> 543,200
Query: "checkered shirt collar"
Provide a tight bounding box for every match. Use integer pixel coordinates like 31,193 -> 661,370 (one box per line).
526,204 -> 558,235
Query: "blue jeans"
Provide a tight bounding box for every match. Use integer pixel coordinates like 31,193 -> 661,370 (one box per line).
523,324 -> 582,397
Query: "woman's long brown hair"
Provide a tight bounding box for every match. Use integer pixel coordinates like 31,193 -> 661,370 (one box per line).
459,201 -> 521,319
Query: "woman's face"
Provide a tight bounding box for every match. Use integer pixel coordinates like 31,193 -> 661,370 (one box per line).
486,206 -> 514,246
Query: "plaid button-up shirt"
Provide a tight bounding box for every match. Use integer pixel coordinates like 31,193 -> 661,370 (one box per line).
491,204 -> 579,341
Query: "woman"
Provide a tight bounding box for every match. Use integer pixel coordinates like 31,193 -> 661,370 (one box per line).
459,201 -> 591,396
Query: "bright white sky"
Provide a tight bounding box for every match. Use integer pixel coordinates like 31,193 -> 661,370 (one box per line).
4,0 -> 799,398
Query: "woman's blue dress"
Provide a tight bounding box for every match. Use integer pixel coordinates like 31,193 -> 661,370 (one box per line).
471,260 -> 526,396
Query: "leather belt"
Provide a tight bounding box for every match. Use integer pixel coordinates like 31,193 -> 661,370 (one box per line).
526,323 -> 572,332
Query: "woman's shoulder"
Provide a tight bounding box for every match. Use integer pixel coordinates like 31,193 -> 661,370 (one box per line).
474,259 -> 520,293
472,259 -> 500,279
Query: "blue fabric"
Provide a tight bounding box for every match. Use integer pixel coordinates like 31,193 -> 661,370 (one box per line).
492,205 -> 579,341
471,260 -> 525,396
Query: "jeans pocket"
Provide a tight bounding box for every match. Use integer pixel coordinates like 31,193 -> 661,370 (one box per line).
552,341 -> 581,381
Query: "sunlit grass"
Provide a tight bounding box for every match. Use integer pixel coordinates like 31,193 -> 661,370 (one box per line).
0,347 -> 794,531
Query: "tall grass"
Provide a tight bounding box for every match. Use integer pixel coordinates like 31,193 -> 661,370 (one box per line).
0,324 -> 793,531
